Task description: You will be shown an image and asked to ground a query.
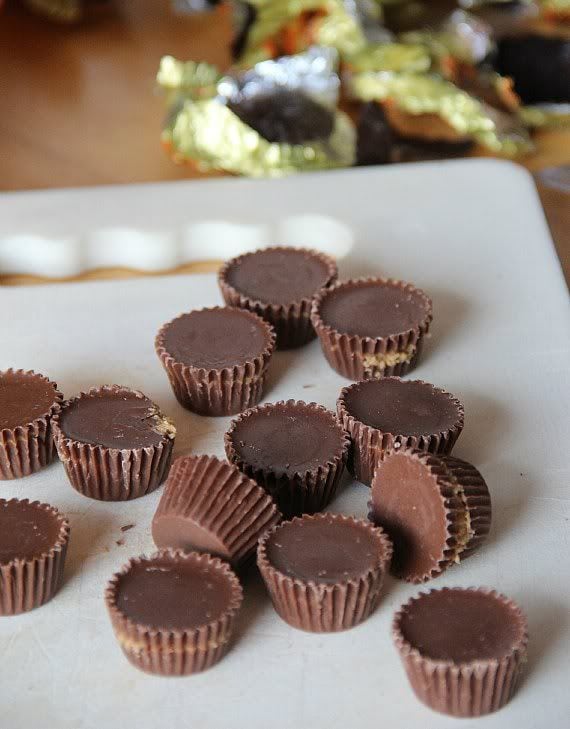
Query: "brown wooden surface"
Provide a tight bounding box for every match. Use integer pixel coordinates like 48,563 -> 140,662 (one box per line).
0,0 -> 568,283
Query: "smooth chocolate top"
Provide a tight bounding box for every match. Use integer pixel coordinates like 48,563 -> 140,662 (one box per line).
224,248 -> 333,306
58,388 -> 167,449
229,403 -> 344,477
116,556 -> 234,630
161,308 -> 270,369
342,378 -> 461,436
228,90 -> 335,144
370,452 -> 447,580
399,589 -> 523,662
0,500 -> 62,564
0,370 -> 58,430
266,516 -> 381,583
319,281 -> 429,338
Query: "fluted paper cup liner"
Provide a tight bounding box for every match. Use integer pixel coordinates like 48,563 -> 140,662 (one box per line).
224,400 -> 350,518
311,278 -> 432,380
218,247 -> 338,349
105,550 -> 243,676
369,449 -> 491,583
0,369 -> 63,480
52,386 -> 175,501
393,588 -> 528,717
152,454 -> 281,567
155,307 -> 276,416
0,499 -> 70,615
337,378 -> 464,485
257,514 -> 393,632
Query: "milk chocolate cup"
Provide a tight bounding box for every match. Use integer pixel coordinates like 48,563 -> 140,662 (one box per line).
155,307 -> 276,416
218,247 -> 338,349
0,369 -> 63,480
52,385 -> 175,501
369,449 -> 492,583
0,499 -> 70,615
393,587 -> 529,717
224,400 -> 350,519
310,278 -> 433,380
257,513 -> 393,632
105,550 -> 243,676
152,455 -> 281,567
337,378 -> 464,485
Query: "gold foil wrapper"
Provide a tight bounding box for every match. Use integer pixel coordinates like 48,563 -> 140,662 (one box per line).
349,71 -> 532,155
519,104 -> 570,128
538,0 -> 570,21
22,0 -> 83,21
157,56 -> 221,96
236,0 -> 374,65
344,43 -> 431,73
163,98 -> 355,176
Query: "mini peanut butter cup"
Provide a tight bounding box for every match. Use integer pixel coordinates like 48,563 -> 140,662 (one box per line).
53,385 -> 176,501
393,587 -> 528,717
0,498 -> 70,615
311,278 -> 432,380
155,306 -> 276,416
224,400 -> 350,519
105,550 -> 243,676
337,377 -> 464,485
257,513 -> 392,632
152,455 -> 281,567
369,449 -> 491,583
0,369 -> 63,480
218,247 -> 338,349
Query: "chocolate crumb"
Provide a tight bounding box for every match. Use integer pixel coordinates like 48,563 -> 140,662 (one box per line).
116,539 -> 125,547
121,524 -> 135,532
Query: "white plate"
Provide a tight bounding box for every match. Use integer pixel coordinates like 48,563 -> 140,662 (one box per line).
0,161 -> 568,729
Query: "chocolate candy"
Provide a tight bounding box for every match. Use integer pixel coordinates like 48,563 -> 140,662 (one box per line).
53,385 -> 175,501
258,512 -> 392,632
218,247 -> 338,349
0,368 -> 62,479
337,377 -> 464,484
393,587 -> 528,717
225,399 -> 350,518
369,449 -> 491,582
105,550 -> 243,676
152,454 -> 281,567
0,498 -> 70,615
156,306 -> 276,415
311,278 -> 433,380
228,90 -> 335,144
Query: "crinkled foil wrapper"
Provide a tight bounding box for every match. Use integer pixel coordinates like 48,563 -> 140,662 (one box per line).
519,104 -> 570,128
400,10 -> 494,66
160,47 -> 356,176
234,0 -> 393,66
538,0 -> 570,19
349,71 -> 532,155
345,42 -> 431,73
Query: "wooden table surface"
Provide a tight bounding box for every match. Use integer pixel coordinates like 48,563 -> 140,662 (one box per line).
1,0 -> 568,282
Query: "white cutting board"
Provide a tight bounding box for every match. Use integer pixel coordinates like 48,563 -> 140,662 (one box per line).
0,161 -> 568,729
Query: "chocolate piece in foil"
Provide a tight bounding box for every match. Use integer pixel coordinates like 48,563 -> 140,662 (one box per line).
519,103 -> 570,128
160,47 -> 355,176
348,71 -> 532,154
232,0 -> 388,66
157,56 -> 222,97
344,42 -> 431,73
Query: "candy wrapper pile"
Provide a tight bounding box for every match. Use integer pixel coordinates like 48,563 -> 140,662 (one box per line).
158,0 -> 570,176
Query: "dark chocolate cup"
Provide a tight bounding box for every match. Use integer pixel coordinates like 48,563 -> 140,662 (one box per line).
257,514 -> 393,632
218,247 -> 338,350
152,454 -> 281,567
105,550 -> 243,676
310,278 -> 432,380
52,386 -> 175,502
0,499 -> 70,615
155,307 -> 276,416
0,369 -> 63,480
369,449 -> 492,583
393,588 -> 529,717
224,400 -> 350,519
337,378 -> 464,485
